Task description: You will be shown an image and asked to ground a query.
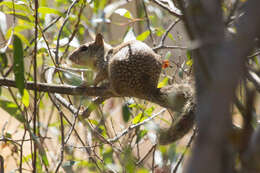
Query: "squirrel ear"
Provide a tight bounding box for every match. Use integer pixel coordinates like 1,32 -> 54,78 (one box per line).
95,33 -> 104,46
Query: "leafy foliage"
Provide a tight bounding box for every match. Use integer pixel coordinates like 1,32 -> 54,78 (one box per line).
0,99 -> 25,122
13,34 -> 25,96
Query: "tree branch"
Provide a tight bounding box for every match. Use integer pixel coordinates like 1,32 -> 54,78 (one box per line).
0,76 -> 194,113
151,0 -> 182,18
0,77 -> 113,97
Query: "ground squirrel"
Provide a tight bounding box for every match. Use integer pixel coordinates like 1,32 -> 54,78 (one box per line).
68,33 -> 162,99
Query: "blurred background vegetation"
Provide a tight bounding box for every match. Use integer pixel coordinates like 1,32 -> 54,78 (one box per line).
0,0 -> 251,172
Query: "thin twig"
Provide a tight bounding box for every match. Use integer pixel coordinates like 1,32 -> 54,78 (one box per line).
248,50 -> 260,58
225,0 -> 240,26
152,19 -> 187,51
234,95 -> 247,118
55,0 -> 79,64
0,155 -> 4,173
54,104 -> 65,173
64,107 -> 79,143
0,136 -> 51,142
3,64 -> 14,78
142,0 -> 155,46
107,108 -> 166,142
153,45 -> 188,51
38,26 -> 56,65
66,144 -> 104,149
136,144 -> 157,165
110,118 -> 123,148
60,2 -> 86,63
24,3 -> 78,52
33,0 -> 39,171
151,0 -> 182,18
161,19 -> 181,45
247,71 -> 260,92
173,128 -> 197,173
46,68 -> 103,172
152,145 -> 156,173
19,130 -> 27,172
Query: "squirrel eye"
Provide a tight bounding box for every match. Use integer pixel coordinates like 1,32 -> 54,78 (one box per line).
80,45 -> 88,51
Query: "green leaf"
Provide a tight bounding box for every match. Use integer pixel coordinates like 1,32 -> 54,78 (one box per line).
157,77 -> 168,88
103,147 -> 113,164
88,119 -> 99,126
5,132 -> 12,138
14,23 -> 34,32
36,156 -> 43,172
128,103 -> 137,108
0,1 -> 31,14
38,7 -> 62,15
22,89 -> 30,107
186,59 -> 193,66
253,56 -> 259,65
137,30 -> 150,41
5,11 -> 33,22
6,29 -> 31,47
93,0 -> 107,13
39,149 -> 49,167
0,53 -> 8,70
13,34 -> 25,96
75,160 -> 89,168
144,106 -> 154,116
132,112 -> 146,124
168,33 -> 175,41
98,125 -> 107,138
186,50 -> 193,66
137,168 -> 149,173
186,50 -> 191,60
0,99 -> 25,122
136,130 -> 147,143
123,148 -> 136,173
40,0 -> 47,7
122,103 -> 131,122
114,8 -> 133,19
22,154 -> 32,163
78,0 -> 86,5
159,145 -> 167,155
132,113 -> 141,124
14,32 -> 30,47
155,27 -> 164,37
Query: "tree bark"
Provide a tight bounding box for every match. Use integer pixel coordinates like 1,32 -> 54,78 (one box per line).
176,0 -> 260,173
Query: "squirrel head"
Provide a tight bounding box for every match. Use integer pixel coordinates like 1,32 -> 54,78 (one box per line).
68,33 -> 107,70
